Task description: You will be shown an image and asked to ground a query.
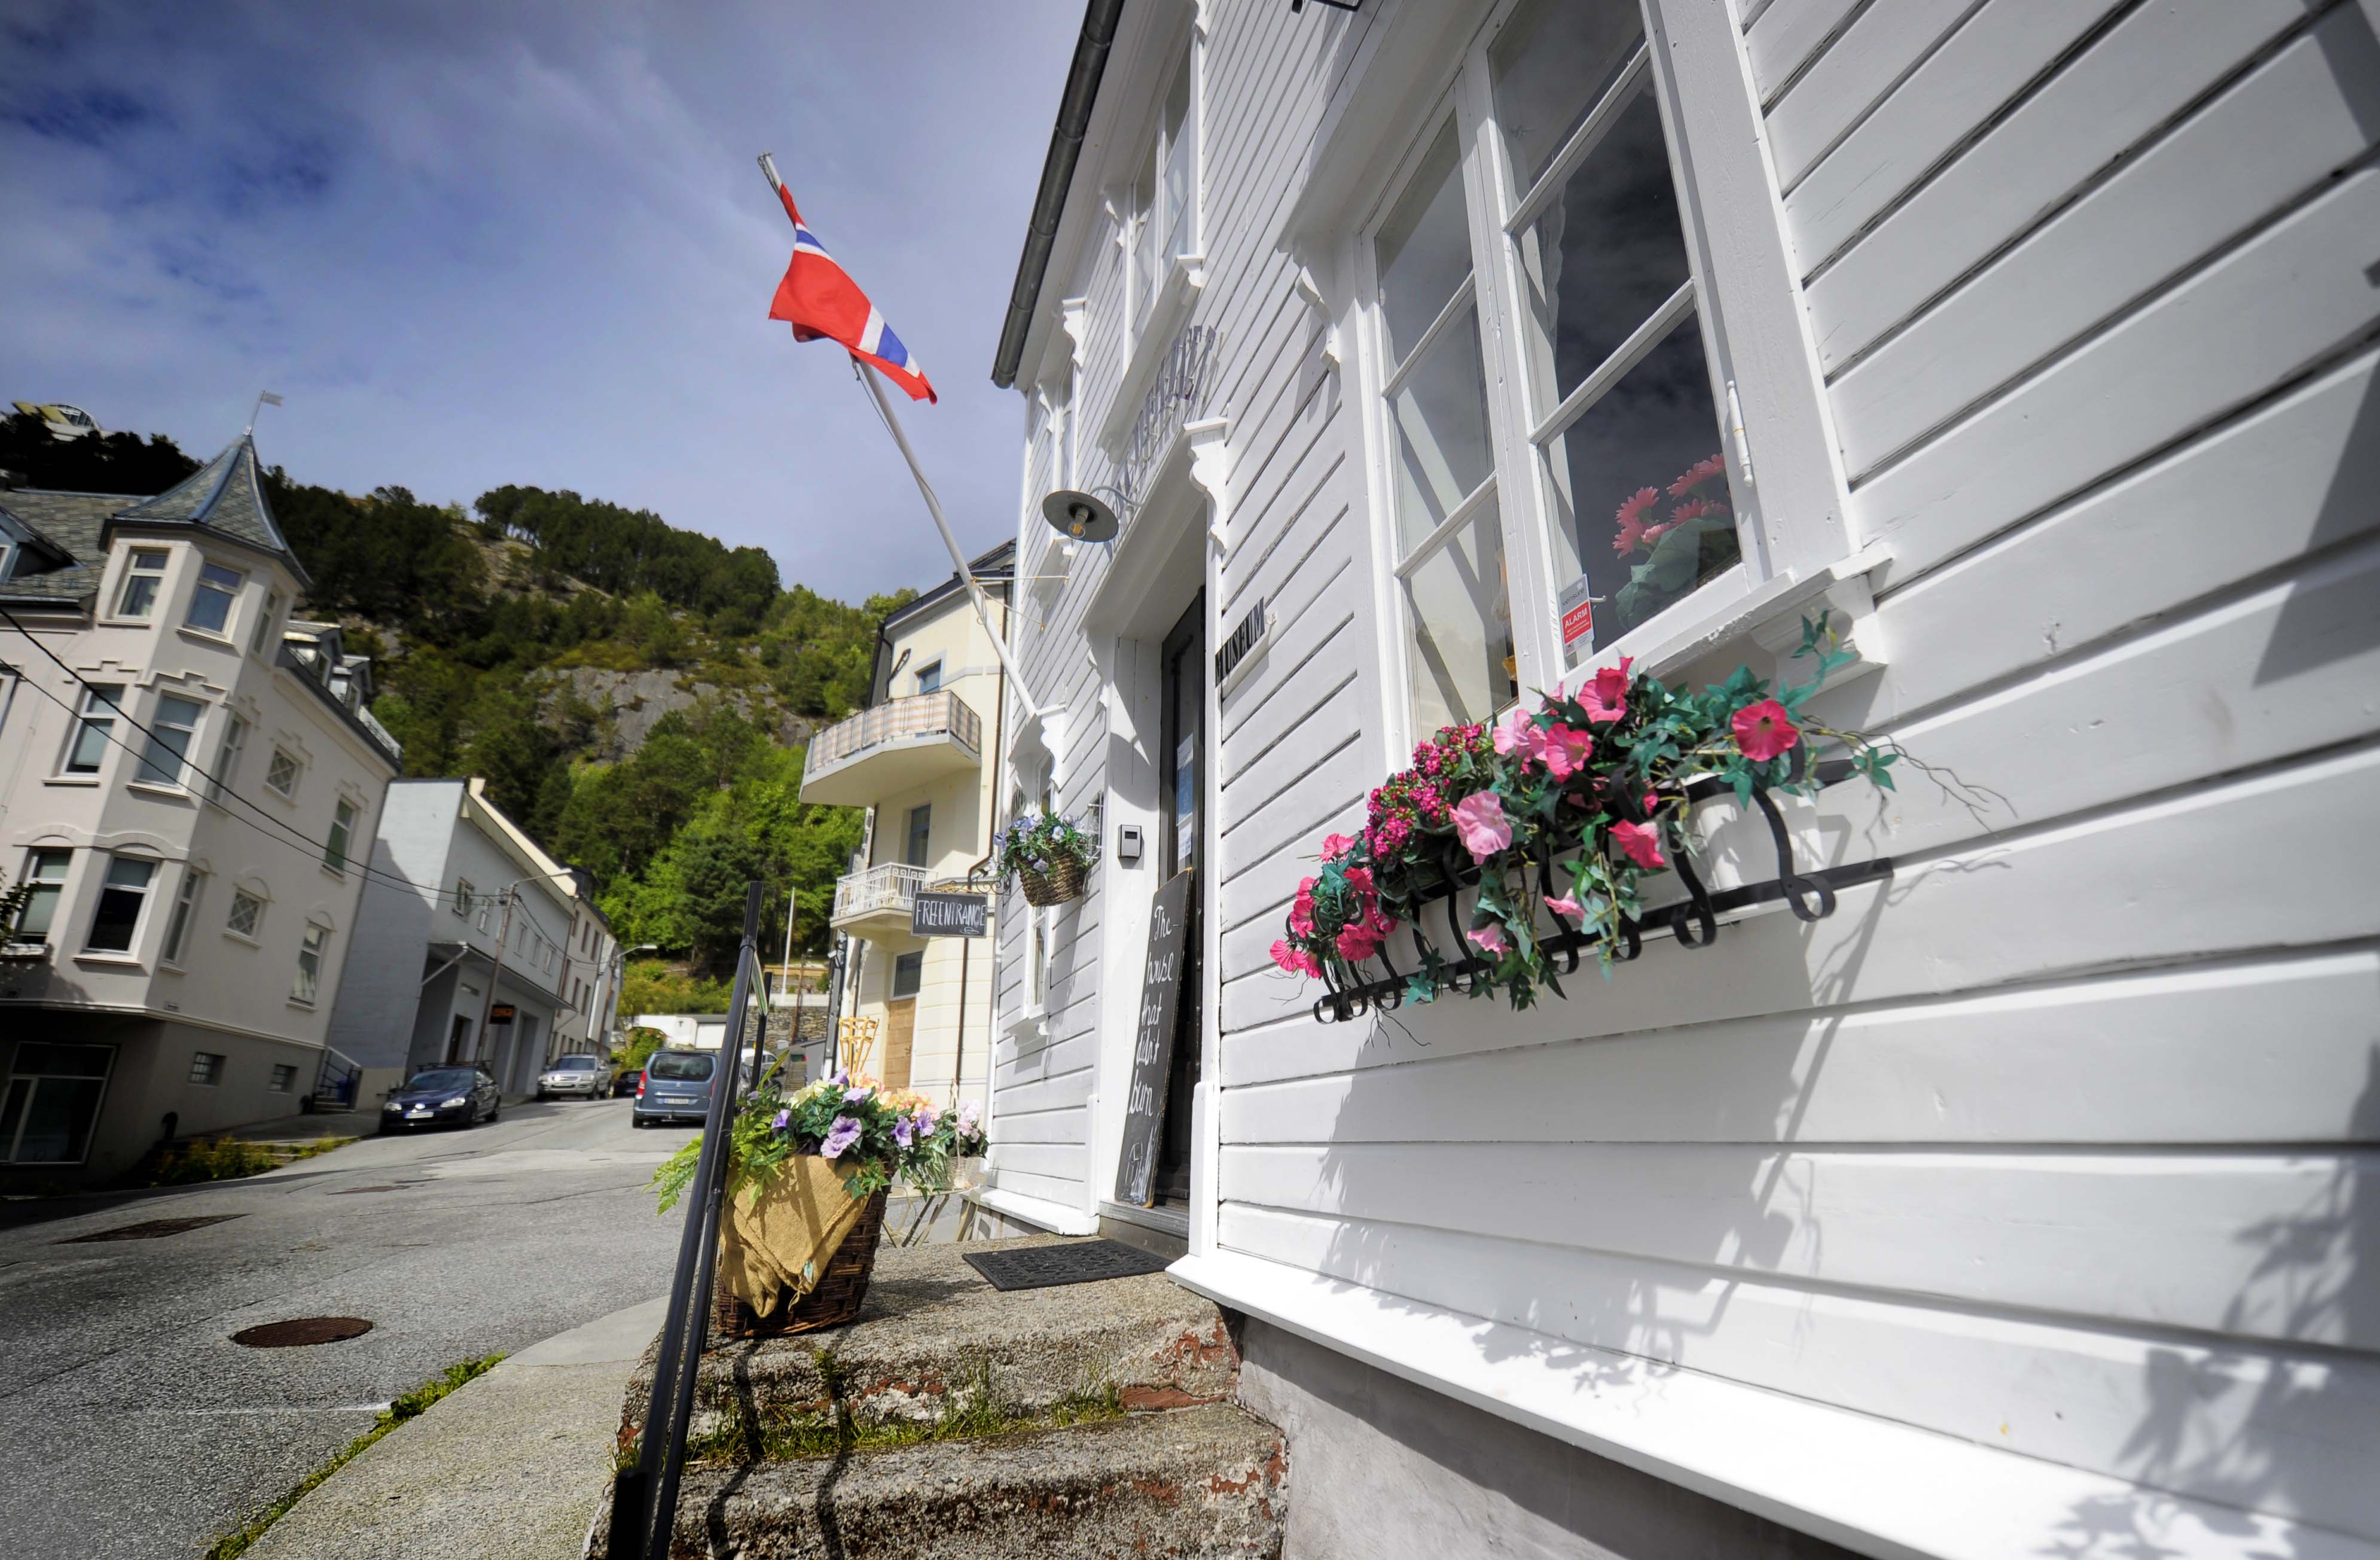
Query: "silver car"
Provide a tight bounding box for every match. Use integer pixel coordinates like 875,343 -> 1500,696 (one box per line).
535,1053 -> 615,1101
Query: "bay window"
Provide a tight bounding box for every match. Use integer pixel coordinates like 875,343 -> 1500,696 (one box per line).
185,561 -> 244,635
115,548 -> 168,620
1365,0 -> 1766,733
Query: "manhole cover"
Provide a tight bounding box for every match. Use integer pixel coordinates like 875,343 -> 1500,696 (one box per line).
961,1239 -> 1171,1292
233,1317 -> 375,1348
60,1215 -> 243,1244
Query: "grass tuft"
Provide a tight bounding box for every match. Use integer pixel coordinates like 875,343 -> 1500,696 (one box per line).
200,1353 -> 504,1560
681,1351 -> 1127,1466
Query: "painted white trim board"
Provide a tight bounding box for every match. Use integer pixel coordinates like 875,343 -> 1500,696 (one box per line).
965,1184 -> 1098,1236
1169,1248 -> 2380,1560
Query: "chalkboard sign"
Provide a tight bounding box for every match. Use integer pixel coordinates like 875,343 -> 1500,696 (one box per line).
911,891 -> 988,938
1114,869 -> 1194,1207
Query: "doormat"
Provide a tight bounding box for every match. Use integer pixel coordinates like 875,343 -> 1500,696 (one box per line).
59,1214 -> 243,1243
962,1239 -> 1171,1292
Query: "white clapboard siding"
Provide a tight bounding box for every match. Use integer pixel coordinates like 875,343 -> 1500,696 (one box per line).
1218,1202 -> 2380,1538
1856,345 -> 2380,723
1766,0 -> 1987,190
1223,945 -> 2380,1147
1854,163 -> 2380,586
989,1103 -> 1088,1147
1801,0 -> 2316,363
1745,0 -> 1866,104
1782,0 -> 2123,275
1222,739 -> 2380,1074
1832,8 -> 2380,478
1221,1138 -> 2375,1350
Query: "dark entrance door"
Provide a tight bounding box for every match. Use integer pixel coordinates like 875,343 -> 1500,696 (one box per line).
1155,594 -> 1205,1206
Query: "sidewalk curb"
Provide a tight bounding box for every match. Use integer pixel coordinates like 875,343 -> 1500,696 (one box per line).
238,1297 -> 666,1560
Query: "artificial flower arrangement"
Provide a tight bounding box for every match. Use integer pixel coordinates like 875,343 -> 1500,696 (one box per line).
994,808 -> 1098,906
1270,613 -> 1907,1010
652,1064 -> 987,1214
1610,453 -> 1740,637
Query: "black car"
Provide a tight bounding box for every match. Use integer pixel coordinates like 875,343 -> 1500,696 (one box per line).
380,1065 -> 502,1133
631,1050 -> 716,1127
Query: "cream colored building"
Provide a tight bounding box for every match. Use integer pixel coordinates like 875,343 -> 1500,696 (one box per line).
800,543 -> 1009,1112
0,434 -> 401,1184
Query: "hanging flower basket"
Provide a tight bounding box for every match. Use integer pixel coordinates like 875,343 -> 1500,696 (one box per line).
653,1070 -> 986,1337
1018,853 -> 1090,907
996,810 -> 1097,906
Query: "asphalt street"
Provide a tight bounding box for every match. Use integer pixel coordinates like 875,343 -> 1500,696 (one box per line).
0,1095 -> 695,1560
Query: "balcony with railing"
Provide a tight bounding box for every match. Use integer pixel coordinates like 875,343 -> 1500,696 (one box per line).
829,862 -> 933,940
799,690 -> 982,808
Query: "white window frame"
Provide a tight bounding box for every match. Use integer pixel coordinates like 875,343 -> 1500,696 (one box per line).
292,922 -> 331,1006
1128,47 -> 1201,346
114,547 -> 170,621
160,867 -> 206,967
61,684 -> 124,776
454,878 -> 474,918
325,797 -> 358,875
183,559 -> 245,637
264,745 -> 301,799
134,691 -> 205,791
11,847 -> 72,946
1353,0 -> 1854,749
249,589 -> 282,656
206,712 -> 249,803
226,887 -> 266,943
81,853 -> 157,956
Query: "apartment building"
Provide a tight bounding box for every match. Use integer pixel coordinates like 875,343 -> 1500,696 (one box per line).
0,433 -> 401,1184
800,543 -> 1010,1112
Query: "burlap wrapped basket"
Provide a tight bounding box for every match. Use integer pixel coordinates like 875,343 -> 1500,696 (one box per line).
711,1156 -> 890,1339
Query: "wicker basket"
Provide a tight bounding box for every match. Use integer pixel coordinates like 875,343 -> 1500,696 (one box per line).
1018,853 -> 1090,907
710,1187 -> 890,1340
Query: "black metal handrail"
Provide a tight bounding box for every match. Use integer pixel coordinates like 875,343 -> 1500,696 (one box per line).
608,882 -> 765,1560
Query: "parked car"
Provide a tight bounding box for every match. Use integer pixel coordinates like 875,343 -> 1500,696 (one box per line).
535,1053 -> 615,1100
611,1063 -> 645,1098
380,1065 -> 501,1132
631,1050 -> 717,1128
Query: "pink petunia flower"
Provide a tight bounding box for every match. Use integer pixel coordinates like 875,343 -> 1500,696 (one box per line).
1467,920 -> 1512,958
1543,893 -> 1586,924
1270,939 -> 1323,979
1451,791 -> 1513,862
1731,699 -> 1801,761
1578,658 -> 1635,724
1322,833 -> 1356,860
1289,881 -> 1317,938
1610,819 -> 1667,869
1539,725 -> 1594,781
1344,866 -> 1375,897
1493,706 -> 1538,760
1336,922 -> 1383,962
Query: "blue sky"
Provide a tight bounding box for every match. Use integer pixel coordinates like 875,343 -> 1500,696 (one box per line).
0,0 -> 1080,602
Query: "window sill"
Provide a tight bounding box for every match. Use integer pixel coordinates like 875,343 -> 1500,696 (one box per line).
175,625 -> 237,648
1,940 -> 51,961
124,781 -> 195,802
44,775 -> 102,787
320,864 -> 349,882
286,998 -> 317,1011
72,952 -> 144,969
1096,251 -> 1206,457
263,787 -> 297,805
222,929 -> 262,949
1564,542 -> 1892,696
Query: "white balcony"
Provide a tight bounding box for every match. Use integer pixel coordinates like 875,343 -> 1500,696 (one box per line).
831,863 -> 933,940
799,691 -> 982,808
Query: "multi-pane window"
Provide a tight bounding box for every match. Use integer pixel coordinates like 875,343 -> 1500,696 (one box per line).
188,1051 -> 224,1085
251,590 -> 282,655
454,879 -> 474,918
161,869 -> 206,965
1131,53 -> 1197,337
115,548 -> 168,619
11,849 -> 71,943
292,924 -> 329,1004
325,799 -> 358,873
1491,0 -> 1735,657
264,747 -> 301,798
227,888 -> 265,940
64,684 -> 124,775
136,694 -> 203,787
269,1064 -> 297,1092
185,562 -> 244,635
2,1043 -> 114,1164
207,713 -> 248,802
83,855 -> 155,954
1374,123 -> 1515,733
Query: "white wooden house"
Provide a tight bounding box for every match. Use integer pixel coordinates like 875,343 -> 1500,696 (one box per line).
977,0 -> 2380,1555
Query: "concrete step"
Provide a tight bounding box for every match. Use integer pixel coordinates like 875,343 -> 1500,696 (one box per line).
643,1236 -> 1243,1441
607,1401 -> 1286,1559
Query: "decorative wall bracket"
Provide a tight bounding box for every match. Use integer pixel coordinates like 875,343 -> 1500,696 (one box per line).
1310,771 -> 1892,1024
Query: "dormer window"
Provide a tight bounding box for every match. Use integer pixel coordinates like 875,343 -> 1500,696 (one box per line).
116,549 -> 169,620
185,562 -> 243,635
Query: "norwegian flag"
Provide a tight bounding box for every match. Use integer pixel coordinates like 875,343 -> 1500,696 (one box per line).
765,183 -> 936,404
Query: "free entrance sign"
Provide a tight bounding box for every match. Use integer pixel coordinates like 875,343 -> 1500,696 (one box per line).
911,891 -> 988,939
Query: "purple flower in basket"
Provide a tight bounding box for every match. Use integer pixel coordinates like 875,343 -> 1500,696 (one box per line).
820,1116 -> 863,1159
771,1108 -> 791,1134
892,1113 -> 915,1149
826,1068 -> 850,1089
844,1084 -> 874,1105
956,1099 -> 982,1135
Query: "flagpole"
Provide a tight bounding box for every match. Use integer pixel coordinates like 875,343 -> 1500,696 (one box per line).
756,151 -> 1045,723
